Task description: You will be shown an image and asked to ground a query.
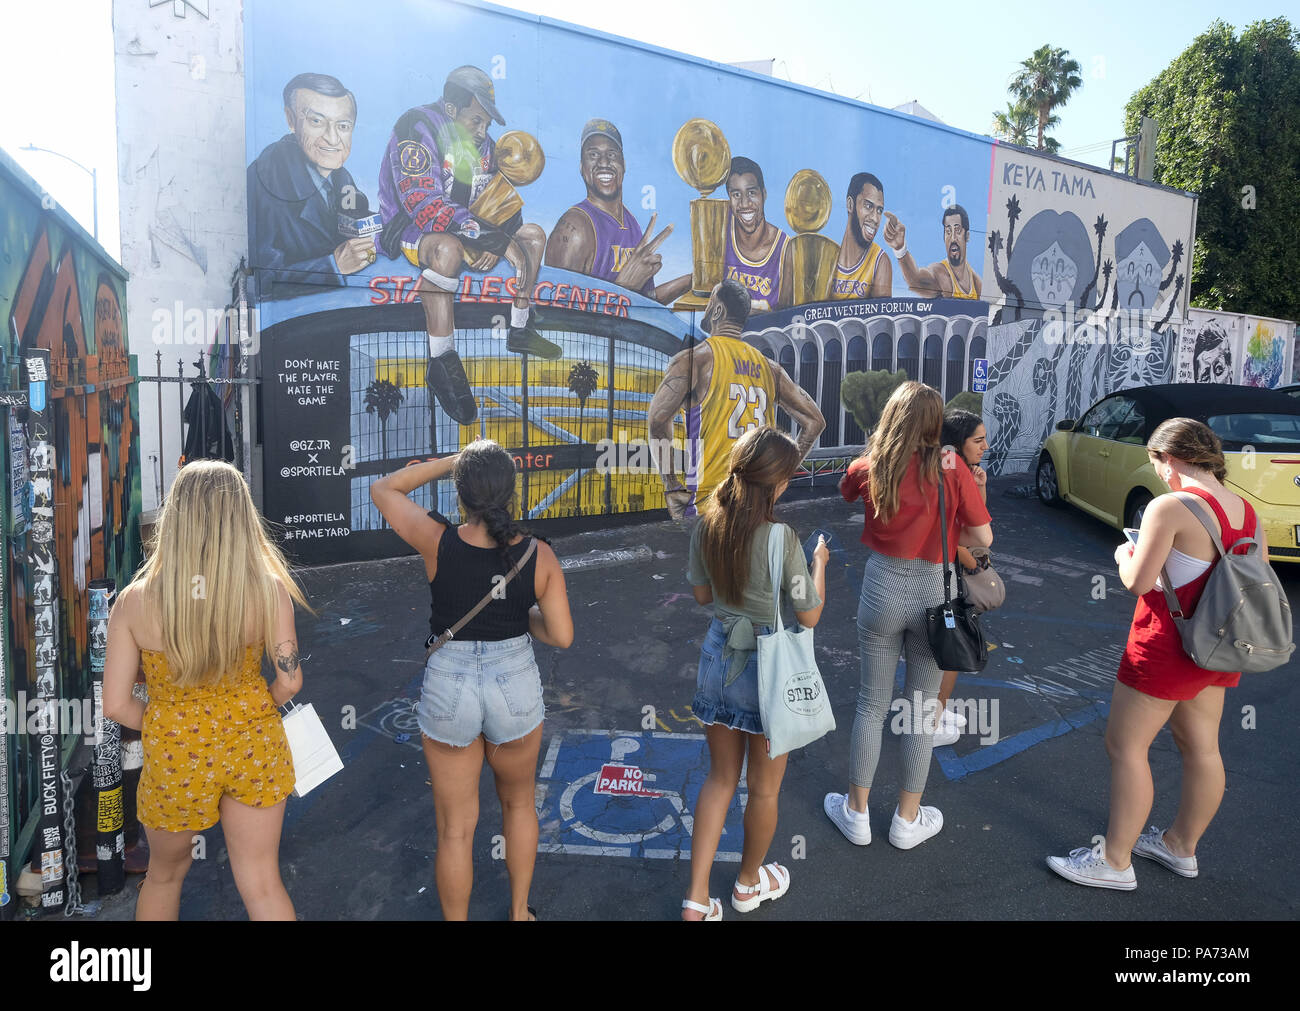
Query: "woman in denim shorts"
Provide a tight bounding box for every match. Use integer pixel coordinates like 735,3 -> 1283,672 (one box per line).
372,440 -> 573,920
682,427 -> 829,920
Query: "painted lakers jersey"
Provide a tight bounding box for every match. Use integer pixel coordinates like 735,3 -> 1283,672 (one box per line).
686,335 -> 778,516
723,216 -> 788,313
829,242 -> 884,300
943,260 -> 979,299
576,199 -> 654,295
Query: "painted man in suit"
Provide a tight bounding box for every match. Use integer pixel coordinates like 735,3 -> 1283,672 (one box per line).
248,72 -> 375,300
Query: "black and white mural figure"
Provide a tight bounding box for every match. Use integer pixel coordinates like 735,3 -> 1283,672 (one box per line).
1193,322 -> 1234,383
985,207 -> 1097,473
980,148 -> 1196,475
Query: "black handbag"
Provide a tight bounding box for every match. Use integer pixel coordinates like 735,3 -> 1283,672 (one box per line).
925,474 -> 988,672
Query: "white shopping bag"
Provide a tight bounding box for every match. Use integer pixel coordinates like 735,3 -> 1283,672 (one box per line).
281,702 -> 343,797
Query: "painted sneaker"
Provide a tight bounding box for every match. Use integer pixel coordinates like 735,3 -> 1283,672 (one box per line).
507,323 -> 562,360
888,804 -> 943,850
1132,826 -> 1198,878
823,793 -> 871,845
425,351 -> 478,425
1047,843 -> 1137,891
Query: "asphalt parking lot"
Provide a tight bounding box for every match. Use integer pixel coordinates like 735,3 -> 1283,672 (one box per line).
85,471 -> 1299,921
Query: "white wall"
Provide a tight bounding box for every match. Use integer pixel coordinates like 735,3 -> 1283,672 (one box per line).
113,0 -> 248,513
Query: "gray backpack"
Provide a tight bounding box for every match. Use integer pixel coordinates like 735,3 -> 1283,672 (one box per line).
1159,492 -> 1295,674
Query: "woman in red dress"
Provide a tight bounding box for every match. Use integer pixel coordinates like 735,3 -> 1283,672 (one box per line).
1048,418 -> 1267,890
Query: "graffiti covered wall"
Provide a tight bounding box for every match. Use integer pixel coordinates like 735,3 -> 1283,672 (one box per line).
244,0 -> 1199,561
1,148 -> 143,876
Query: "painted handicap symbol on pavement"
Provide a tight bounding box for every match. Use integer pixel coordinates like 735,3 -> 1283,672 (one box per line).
536,729 -> 746,860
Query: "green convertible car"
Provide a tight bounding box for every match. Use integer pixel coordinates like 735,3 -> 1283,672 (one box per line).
1035,383 -> 1300,563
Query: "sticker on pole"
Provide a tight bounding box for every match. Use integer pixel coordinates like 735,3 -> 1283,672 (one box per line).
594,763 -> 662,798
971,358 -> 988,393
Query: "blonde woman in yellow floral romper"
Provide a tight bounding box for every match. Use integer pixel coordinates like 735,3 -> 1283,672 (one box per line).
105,461 -> 311,920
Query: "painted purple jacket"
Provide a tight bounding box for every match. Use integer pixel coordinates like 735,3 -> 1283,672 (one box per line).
377,104 -> 497,259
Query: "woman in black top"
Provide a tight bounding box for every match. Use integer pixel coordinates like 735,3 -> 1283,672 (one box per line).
372,440 -> 573,920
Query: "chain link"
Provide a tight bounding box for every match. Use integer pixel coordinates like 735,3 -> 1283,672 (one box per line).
61,769 -> 84,917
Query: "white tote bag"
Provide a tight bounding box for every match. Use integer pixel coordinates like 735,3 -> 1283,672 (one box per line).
755,524 -> 835,759
281,702 -> 344,797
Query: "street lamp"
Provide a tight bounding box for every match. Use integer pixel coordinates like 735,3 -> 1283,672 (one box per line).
21,143 -> 98,243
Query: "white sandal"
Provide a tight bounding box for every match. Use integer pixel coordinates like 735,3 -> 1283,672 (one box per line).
731,862 -> 790,912
682,897 -> 722,921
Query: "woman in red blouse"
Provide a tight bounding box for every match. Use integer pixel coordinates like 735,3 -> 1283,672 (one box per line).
1048,418 -> 1264,890
824,382 -> 991,851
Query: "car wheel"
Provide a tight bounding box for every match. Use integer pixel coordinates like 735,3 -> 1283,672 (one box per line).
1126,491 -> 1152,531
1036,454 -> 1062,506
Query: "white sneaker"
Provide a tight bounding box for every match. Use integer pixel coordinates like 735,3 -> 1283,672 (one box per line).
823,792 -> 872,845
947,707 -> 968,729
1132,826 -> 1198,878
888,804 -> 943,849
1047,842 -> 1137,891
932,709 -> 961,746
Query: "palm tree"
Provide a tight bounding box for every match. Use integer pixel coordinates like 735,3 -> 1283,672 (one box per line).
992,98 -> 1061,150
364,375 -> 404,459
1010,45 -> 1082,151
567,362 -> 599,514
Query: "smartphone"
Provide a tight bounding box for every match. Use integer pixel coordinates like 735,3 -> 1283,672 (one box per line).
804,528 -> 834,564
1123,527 -> 1140,545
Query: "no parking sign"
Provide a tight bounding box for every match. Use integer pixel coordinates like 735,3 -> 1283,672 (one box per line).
536,730 -> 745,860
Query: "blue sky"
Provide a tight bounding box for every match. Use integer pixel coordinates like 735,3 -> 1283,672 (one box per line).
0,0 -> 1289,262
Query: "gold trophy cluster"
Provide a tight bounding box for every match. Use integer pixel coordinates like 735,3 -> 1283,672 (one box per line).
468,131 -> 546,228
671,119 -> 837,311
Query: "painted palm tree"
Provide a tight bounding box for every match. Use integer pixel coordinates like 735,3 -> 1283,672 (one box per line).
992,98 -> 1061,152
364,375 -> 404,459
567,362 -> 599,514
1010,45 -> 1081,151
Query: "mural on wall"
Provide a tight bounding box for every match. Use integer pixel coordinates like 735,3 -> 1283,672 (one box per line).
1240,316 -> 1290,389
978,144 -> 1196,475
244,0 -> 1010,561
1175,310 -> 1242,385
1,160 -> 143,878
243,0 -> 1204,558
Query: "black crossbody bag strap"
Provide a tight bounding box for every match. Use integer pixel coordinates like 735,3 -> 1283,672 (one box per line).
938,473 -> 954,602
424,538 -> 538,657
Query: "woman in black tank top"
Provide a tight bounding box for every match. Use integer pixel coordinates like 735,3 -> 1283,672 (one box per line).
372,440 -> 573,920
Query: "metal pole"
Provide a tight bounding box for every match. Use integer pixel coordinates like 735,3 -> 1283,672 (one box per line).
87,579 -> 123,895
155,351 -> 163,500
176,358 -> 184,468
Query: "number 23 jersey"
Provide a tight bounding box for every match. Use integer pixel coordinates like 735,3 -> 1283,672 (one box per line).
686,334 -> 777,516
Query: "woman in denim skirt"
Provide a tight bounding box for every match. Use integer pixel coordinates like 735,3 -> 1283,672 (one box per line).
681,426 -> 828,920
372,440 -> 573,920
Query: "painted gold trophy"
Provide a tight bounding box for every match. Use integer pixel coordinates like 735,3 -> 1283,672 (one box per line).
784,169 -> 838,305
671,118 -> 731,311
469,130 -> 545,227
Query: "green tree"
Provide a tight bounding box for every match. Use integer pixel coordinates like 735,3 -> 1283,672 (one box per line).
1009,45 -> 1082,151
840,369 -> 908,437
992,98 -> 1061,153
945,391 -> 983,415
1124,18 -> 1300,318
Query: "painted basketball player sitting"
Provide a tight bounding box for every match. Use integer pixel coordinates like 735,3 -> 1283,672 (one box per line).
378,66 -> 561,426
828,172 -> 893,301
647,279 -> 825,519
